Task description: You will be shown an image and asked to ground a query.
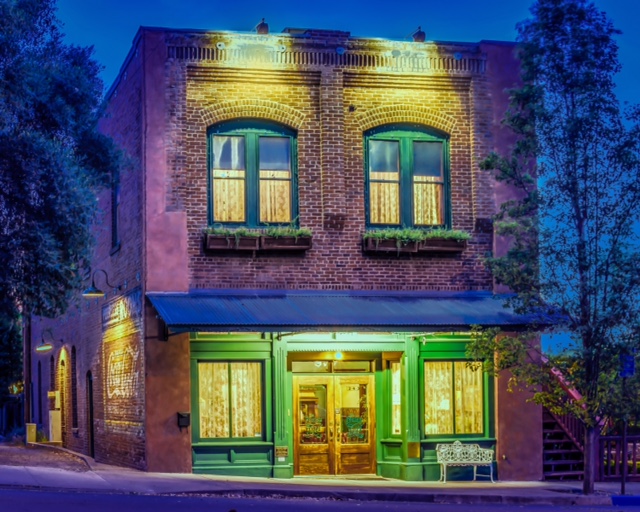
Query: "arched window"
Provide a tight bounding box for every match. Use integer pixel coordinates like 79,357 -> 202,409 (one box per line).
365,124 -> 450,228
71,347 -> 78,429
208,120 -> 298,228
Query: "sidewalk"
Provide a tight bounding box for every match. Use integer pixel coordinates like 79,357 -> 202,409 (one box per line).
0,445 -> 637,506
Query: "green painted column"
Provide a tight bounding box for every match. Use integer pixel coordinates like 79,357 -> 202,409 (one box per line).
272,337 -> 292,478
403,336 -> 423,480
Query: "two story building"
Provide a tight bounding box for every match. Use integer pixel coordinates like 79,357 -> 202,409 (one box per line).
28,24 -> 542,481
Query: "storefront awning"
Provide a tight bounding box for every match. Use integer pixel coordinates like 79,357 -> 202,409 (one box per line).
147,289 -> 542,333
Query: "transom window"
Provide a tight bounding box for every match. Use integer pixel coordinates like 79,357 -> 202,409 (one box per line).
365,124 -> 450,228
208,120 -> 297,227
424,361 -> 484,436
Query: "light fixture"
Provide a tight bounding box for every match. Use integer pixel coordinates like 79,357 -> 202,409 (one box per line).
255,18 -> 269,34
412,26 -> 426,43
335,351 -> 344,360
82,268 -> 121,299
36,330 -> 62,353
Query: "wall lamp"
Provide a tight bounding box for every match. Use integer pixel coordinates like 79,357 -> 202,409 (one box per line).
82,269 -> 121,299
36,330 -> 62,353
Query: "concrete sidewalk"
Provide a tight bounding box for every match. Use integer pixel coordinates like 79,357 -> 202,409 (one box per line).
0,447 -> 637,506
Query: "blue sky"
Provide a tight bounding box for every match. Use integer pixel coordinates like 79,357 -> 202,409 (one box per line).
56,0 -> 638,106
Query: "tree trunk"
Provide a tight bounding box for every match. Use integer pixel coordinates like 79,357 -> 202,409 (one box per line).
583,424 -> 598,494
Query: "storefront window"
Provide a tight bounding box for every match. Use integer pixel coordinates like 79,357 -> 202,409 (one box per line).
424,361 -> 483,435
198,362 -> 262,439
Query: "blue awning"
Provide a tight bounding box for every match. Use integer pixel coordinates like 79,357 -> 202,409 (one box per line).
147,289 -> 539,333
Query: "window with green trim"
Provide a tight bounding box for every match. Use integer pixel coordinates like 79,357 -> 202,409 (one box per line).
198,361 -> 263,439
365,124 -> 450,228
208,120 -> 297,227
423,361 -> 483,435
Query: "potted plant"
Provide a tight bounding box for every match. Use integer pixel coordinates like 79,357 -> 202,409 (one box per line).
203,226 -> 261,251
259,224 -> 313,251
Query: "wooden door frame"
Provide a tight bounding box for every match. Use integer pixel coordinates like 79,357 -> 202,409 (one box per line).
293,373 -> 376,476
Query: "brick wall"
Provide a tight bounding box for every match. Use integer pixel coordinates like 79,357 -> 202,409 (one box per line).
153,29 -> 517,293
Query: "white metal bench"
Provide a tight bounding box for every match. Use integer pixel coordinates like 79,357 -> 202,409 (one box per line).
435,440 -> 495,483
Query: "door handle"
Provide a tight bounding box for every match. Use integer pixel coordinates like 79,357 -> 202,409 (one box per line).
329,426 -> 333,440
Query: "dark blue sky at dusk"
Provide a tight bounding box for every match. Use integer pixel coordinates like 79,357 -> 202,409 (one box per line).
56,0 -> 638,106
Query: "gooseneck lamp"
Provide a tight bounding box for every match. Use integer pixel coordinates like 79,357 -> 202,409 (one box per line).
82,269 -> 120,299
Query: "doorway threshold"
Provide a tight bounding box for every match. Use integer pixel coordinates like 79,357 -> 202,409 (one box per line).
294,474 -> 389,481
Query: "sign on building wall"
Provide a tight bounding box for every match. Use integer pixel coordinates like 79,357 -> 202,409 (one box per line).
101,288 -> 144,430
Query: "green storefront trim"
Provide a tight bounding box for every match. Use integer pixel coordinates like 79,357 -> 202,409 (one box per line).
189,331 -> 495,480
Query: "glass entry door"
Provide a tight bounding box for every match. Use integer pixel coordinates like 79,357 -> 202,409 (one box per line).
293,374 -> 375,475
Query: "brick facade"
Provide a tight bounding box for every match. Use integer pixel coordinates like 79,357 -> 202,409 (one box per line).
28,26 -> 542,479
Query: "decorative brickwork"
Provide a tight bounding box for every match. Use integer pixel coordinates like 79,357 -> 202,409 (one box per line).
199,99 -> 306,130
355,104 -> 457,134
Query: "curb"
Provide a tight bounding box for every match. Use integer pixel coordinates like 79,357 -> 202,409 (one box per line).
166,487 -> 613,506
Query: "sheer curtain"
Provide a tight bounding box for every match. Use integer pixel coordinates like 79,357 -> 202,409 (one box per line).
424,362 -> 453,435
212,135 -> 245,222
454,362 -> 483,434
231,362 -> 262,438
199,362 -> 230,438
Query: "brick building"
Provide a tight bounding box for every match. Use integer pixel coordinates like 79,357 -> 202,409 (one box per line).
28,24 -> 543,481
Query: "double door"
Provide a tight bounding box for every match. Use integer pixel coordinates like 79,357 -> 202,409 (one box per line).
293,374 -> 375,475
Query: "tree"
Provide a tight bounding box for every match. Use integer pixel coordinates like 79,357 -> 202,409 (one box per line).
0,0 -> 119,415
470,0 -> 640,494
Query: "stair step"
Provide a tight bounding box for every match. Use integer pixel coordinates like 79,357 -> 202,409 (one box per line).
544,449 -> 583,455
543,459 -> 583,467
544,470 -> 584,479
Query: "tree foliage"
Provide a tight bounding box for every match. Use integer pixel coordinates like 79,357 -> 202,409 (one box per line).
0,0 -> 119,321
469,0 -> 640,492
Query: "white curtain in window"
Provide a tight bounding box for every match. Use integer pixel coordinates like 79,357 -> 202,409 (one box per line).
231,362 -> 262,438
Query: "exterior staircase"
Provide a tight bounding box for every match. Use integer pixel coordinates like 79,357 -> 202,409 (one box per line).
543,408 -> 584,480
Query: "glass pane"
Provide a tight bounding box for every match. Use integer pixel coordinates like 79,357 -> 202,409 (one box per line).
212,136 -> 245,170
259,179 -> 291,223
391,362 -> 402,436
413,182 -> 443,225
299,385 -> 328,444
413,141 -> 442,177
454,362 -> 483,434
213,175 -> 245,222
199,363 -> 229,438
333,361 -> 371,372
259,137 -> 290,171
369,140 -> 399,174
424,362 -> 453,435
230,362 -> 262,438
339,383 -> 368,444
370,182 -> 400,225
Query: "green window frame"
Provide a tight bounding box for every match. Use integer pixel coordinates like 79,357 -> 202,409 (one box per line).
207,120 -> 298,228
196,361 -> 264,440
364,124 -> 450,228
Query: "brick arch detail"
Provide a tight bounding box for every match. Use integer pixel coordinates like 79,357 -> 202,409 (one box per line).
199,100 -> 306,130
356,104 -> 456,134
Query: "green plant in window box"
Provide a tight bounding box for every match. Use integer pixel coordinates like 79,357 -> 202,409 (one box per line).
203,225 -> 261,251
260,222 -> 313,251
362,228 -> 470,255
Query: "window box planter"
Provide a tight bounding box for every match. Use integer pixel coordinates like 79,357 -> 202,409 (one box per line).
260,235 -> 312,251
362,237 -> 419,254
204,233 -> 260,251
418,238 -> 467,253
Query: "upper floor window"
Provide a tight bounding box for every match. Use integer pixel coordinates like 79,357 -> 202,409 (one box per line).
365,124 -> 450,228
208,120 -> 297,228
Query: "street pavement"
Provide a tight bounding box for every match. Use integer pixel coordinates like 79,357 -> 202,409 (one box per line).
0,444 -> 638,506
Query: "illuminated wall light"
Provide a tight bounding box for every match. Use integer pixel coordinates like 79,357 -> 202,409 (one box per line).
335,351 -> 344,360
